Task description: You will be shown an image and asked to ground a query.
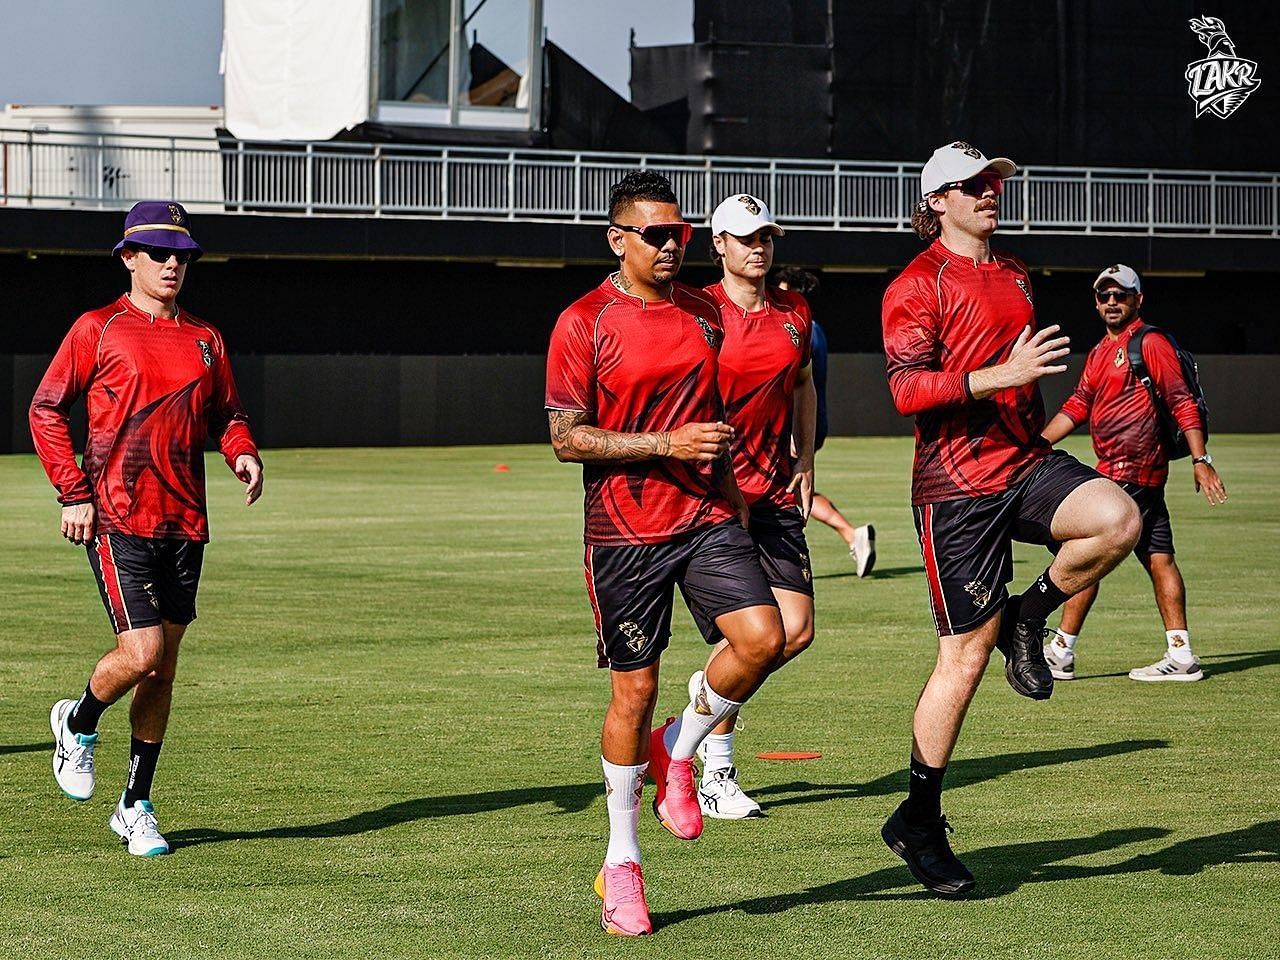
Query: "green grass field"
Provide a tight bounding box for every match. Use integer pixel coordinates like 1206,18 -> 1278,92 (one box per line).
1,436 -> 1277,959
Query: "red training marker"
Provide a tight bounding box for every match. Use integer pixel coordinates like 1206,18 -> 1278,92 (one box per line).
755,751 -> 822,761
493,464 -> 509,472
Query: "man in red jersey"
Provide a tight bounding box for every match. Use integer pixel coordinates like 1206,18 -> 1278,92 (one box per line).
546,171 -> 785,936
879,142 -> 1141,895
683,193 -> 816,820
31,201 -> 262,857
1042,264 -> 1227,682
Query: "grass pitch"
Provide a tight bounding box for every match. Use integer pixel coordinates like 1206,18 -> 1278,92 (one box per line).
0,436 -> 1277,959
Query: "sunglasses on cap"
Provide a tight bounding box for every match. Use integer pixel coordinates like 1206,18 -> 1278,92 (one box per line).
127,243 -> 195,265
609,221 -> 694,248
1095,288 -> 1135,303
935,172 -> 1005,198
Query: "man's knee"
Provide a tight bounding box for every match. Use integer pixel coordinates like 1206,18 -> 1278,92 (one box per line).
722,606 -> 786,670
782,619 -> 815,661
608,671 -> 659,724
118,631 -> 166,678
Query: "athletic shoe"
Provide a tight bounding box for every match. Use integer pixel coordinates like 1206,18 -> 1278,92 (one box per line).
698,766 -> 764,820
994,599 -> 1054,700
1128,655 -> 1204,682
851,524 -> 877,577
109,794 -> 170,857
50,699 -> 97,801
881,803 -> 975,896
648,717 -> 702,840
594,860 -> 652,936
1043,636 -> 1075,681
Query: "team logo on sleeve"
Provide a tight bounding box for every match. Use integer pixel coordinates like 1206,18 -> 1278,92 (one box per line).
196,340 -> 214,367
1186,18 -> 1261,118
617,620 -> 650,654
1014,277 -> 1034,305
782,321 -> 801,348
693,315 -> 719,348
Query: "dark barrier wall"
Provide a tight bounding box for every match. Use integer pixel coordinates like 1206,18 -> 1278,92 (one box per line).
7,354 -> 1277,452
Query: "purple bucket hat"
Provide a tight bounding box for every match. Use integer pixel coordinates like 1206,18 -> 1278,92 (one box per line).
111,200 -> 203,259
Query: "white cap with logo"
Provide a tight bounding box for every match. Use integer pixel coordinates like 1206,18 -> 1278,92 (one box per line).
710,193 -> 785,237
1093,263 -> 1142,293
920,141 -> 1018,197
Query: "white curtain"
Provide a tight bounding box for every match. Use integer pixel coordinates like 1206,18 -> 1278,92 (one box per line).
224,0 -> 372,140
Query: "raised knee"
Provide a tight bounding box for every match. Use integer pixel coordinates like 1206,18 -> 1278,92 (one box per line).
1114,498 -> 1142,551
782,622 -> 815,660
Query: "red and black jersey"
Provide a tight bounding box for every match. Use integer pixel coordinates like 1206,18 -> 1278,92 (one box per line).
703,282 -> 812,508
30,295 -> 258,542
545,278 -> 735,547
883,240 -> 1049,505
1058,317 -> 1203,487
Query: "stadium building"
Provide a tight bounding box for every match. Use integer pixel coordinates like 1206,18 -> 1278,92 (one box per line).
2,0 -> 1278,448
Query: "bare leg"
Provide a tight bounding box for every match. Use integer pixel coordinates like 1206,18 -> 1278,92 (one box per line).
1047,478 -> 1141,593
703,604 -> 785,702
602,663 -> 659,764
912,615 -> 1001,767
810,493 -> 856,545
129,621 -> 186,743
1142,552 -> 1188,631
87,624 -> 170,705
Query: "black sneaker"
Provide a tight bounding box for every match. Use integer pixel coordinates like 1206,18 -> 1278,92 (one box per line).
994,598 -> 1054,700
881,804 -> 976,895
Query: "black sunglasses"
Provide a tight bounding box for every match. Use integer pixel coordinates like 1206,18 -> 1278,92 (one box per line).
128,243 -> 195,265
609,221 -> 693,248
936,173 -> 1005,198
1095,289 -> 1134,303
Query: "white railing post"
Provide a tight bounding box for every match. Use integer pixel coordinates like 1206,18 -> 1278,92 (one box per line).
1209,172 -> 1217,236
572,152 -> 581,222
373,145 -> 382,216
1147,171 -> 1154,236
1084,169 -> 1093,233
96,135 -> 105,208
441,148 -> 450,218
508,151 -> 516,219
170,137 -> 177,200
235,141 -> 244,212
305,142 -> 314,215
1021,168 -> 1030,231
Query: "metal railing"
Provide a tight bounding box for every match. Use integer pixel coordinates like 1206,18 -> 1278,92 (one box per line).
2,128 -> 1277,237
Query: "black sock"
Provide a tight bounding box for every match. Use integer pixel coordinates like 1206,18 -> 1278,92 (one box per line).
122,738 -> 163,808
904,755 -> 946,822
1016,568 -> 1071,623
66,683 -> 109,736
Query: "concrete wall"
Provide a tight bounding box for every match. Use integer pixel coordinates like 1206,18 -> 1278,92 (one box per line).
6,354 -> 1276,452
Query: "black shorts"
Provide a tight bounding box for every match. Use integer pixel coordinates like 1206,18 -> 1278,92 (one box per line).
913,451 -> 1102,637
86,533 -> 204,634
691,502 -> 812,643
1122,481 -> 1175,558
584,520 -> 778,671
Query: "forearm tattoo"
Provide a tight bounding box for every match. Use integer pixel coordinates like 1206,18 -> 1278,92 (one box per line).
548,409 -> 671,462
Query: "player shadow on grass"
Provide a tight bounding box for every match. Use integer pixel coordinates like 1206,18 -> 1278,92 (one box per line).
750,739 -> 1169,811
1072,648 -> 1280,681
166,782 -> 600,849
0,742 -> 53,756
652,820 -> 1279,928
813,564 -> 923,581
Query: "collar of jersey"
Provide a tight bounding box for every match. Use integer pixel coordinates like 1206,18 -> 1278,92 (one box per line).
932,239 -> 1004,271
120,293 -> 182,325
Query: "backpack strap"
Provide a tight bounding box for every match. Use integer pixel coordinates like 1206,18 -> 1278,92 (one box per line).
1126,323 -> 1160,405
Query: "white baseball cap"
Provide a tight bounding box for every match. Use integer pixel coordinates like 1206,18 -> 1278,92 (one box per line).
920,141 -> 1017,197
1093,263 -> 1142,293
710,193 -> 785,237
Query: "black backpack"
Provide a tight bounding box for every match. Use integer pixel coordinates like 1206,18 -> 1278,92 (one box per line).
1126,324 -> 1209,460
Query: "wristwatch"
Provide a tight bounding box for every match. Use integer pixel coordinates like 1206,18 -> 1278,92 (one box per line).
1192,454 -> 1213,466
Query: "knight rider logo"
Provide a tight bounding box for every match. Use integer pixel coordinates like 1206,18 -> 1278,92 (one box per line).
736,195 -> 760,216
693,315 -> 719,349
1186,17 -> 1261,118
963,580 -> 992,608
1014,277 -> 1033,306
197,340 -> 214,367
617,620 -> 649,654
693,683 -> 713,716
783,322 -> 801,348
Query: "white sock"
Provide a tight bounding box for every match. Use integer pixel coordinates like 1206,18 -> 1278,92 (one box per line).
602,757 -> 645,866
700,732 -> 735,778
664,676 -> 743,760
1052,630 -> 1078,653
1166,630 -> 1195,664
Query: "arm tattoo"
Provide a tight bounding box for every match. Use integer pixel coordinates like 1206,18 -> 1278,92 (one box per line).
548,409 -> 671,463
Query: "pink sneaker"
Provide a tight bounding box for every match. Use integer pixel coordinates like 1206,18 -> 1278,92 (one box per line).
648,717 -> 703,840
594,860 -> 652,936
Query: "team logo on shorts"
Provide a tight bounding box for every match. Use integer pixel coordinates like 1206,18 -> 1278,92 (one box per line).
1186,18 -> 1261,118
1014,277 -> 1034,305
782,321 -> 801,348
800,551 -> 812,583
196,340 -> 214,367
963,580 -> 992,608
736,194 -> 761,216
617,620 -> 649,654
693,315 -> 719,349
142,581 -> 159,610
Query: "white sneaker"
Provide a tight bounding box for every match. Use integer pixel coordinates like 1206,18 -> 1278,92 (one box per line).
851,525 -> 876,577
50,699 -> 97,800
697,767 -> 763,820
109,794 -> 170,856
1043,638 -> 1075,680
1129,655 -> 1204,682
